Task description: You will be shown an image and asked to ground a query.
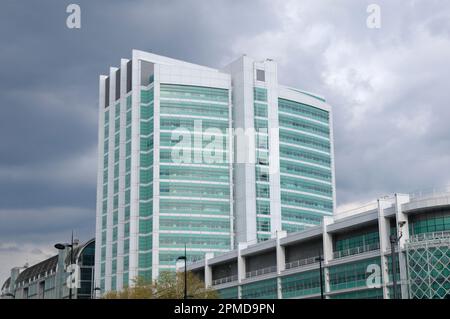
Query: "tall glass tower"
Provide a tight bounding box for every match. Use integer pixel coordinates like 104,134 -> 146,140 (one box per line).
95,50 -> 335,293
223,56 -> 335,245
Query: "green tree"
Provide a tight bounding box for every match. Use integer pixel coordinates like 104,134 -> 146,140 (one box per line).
103,276 -> 154,299
104,271 -> 218,299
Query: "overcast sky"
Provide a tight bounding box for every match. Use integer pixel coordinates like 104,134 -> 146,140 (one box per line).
1,0 -> 450,282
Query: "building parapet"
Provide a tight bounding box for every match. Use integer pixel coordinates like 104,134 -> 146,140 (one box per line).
333,242 -> 380,259
195,189 -> 450,299
212,274 -> 238,286
246,265 -> 277,279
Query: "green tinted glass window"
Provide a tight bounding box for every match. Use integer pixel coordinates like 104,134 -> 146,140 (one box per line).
278,98 -> 329,123
242,278 -> 277,299
253,87 -> 268,102
160,84 -> 228,103
281,191 -> 333,212
139,235 -> 152,251
139,252 -> 152,268
218,287 -> 239,299
139,219 -> 153,234
279,114 -> 329,137
281,270 -> 322,298
140,201 -> 152,217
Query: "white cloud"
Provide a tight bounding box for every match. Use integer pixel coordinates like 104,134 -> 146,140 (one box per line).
0,206 -> 94,285
1,0 -> 450,285
229,0 -> 450,204
0,242 -> 55,287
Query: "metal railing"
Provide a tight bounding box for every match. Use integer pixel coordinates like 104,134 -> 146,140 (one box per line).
408,231 -> 450,243
285,256 -> 319,270
333,242 -> 380,259
335,195 -> 397,220
212,274 -> 238,286
335,201 -> 379,220
246,265 -> 277,279
409,185 -> 450,200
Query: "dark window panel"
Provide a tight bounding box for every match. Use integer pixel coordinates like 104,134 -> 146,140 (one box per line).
256,69 -> 265,82
115,69 -> 121,101
126,60 -> 132,93
105,77 -> 110,108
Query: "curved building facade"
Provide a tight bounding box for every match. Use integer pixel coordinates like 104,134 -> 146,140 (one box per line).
405,201 -> 450,298
95,51 -> 336,294
187,188 -> 450,299
1,239 -> 95,299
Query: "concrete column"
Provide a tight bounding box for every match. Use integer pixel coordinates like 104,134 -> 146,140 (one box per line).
55,248 -> 68,299
322,216 -> 333,297
116,58 -> 129,292
277,277 -> 282,299
276,230 -> 287,299
264,60 -> 282,234
237,242 -> 247,283
204,253 -> 214,288
223,56 -> 257,245
151,63 -> 161,282
394,193 -> 410,299
237,242 -> 248,300
105,66 -> 118,292
94,74 -> 107,297
129,53 -> 140,283
276,230 -> 287,274
377,198 -> 393,299
9,267 -> 21,298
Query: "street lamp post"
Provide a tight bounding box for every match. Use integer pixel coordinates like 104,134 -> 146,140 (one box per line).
390,222 -> 405,299
93,287 -> 101,299
390,234 -> 398,299
176,244 -> 187,300
54,231 -> 75,299
69,232 -> 74,299
316,252 -> 324,299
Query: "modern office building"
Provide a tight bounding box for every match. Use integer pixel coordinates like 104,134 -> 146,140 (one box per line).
187,188 -> 450,299
224,56 -> 335,244
95,50 -> 335,293
1,238 -> 95,299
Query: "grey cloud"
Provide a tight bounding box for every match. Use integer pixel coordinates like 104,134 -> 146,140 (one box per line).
0,0 -> 283,281
0,0 -> 449,280
0,243 -> 21,253
0,207 -> 94,240
30,248 -> 45,255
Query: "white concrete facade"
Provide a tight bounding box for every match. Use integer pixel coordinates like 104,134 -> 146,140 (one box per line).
223,55 -> 335,245
95,50 -> 336,293
188,190 -> 450,299
96,51 -> 235,292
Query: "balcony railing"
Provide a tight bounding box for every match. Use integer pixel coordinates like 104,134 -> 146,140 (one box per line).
246,266 -> 277,279
333,242 -> 380,259
409,185 -> 450,200
335,201 -> 380,220
285,256 -> 319,270
212,275 -> 238,286
408,231 -> 450,243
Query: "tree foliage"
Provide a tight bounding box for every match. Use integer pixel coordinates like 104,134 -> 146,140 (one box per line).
103,271 -> 218,299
